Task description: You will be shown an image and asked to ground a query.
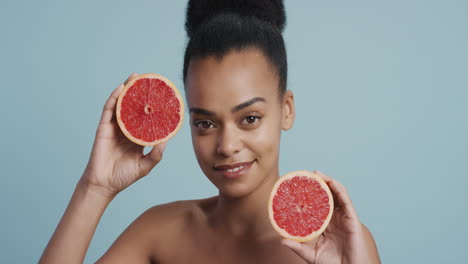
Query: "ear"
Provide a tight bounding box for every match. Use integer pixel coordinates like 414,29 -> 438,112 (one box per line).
281,90 -> 295,130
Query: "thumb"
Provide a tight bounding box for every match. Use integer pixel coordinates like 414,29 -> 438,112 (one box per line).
281,239 -> 316,263
139,142 -> 167,176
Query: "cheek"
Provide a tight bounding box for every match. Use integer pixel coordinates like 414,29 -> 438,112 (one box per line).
245,117 -> 282,159
191,133 -> 214,166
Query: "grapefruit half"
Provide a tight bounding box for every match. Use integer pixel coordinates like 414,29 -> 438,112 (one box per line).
268,170 -> 334,242
116,73 -> 184,146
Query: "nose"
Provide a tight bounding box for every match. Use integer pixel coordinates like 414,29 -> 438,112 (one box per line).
216,124 -> 242,157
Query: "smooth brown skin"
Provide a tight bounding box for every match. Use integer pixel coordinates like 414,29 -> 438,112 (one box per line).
39,48 -> 381,264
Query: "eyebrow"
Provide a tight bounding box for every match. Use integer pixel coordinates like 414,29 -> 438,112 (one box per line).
189,97 -> 266,116
189,108 -> 215,116
231,97 -> 266,113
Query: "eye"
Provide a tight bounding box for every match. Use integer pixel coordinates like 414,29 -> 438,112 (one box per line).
242,115 -> 262,125
194,120 -> 215,129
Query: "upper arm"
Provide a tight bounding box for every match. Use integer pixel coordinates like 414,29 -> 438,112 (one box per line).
361,224 -> 381,264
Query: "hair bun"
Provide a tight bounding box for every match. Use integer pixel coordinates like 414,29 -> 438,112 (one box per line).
185,0 -> 286,37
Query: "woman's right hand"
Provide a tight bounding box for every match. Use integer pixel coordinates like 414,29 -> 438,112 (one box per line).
80,73 -> 166,198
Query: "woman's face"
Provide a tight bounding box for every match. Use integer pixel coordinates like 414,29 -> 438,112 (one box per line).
185,48 -> 295,198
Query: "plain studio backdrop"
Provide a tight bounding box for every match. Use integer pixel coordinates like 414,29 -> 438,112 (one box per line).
1,1 -> 467,263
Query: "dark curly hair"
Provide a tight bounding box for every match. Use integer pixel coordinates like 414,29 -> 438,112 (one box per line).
183,0 -> 288,95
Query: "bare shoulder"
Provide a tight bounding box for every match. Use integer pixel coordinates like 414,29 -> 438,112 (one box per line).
360,223 -> 376,243
143,196 -> 217,229
360,223 -> 381,264
96,197 -> 217,264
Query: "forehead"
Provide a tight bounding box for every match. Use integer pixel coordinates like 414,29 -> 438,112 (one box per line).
185,48 -> 279,110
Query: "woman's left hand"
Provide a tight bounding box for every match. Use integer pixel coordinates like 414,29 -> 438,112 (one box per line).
281,171 -> 381,264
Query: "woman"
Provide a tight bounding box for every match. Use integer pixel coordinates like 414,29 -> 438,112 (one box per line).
40,0 -> 381,263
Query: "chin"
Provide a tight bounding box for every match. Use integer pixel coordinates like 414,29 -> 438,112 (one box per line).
215,180 -> 256,199
217,175 -> 273,199
202,162 -> 275,199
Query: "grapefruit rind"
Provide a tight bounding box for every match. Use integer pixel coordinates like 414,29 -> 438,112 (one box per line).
116,73 -> 185,146
268,170 -> 334,242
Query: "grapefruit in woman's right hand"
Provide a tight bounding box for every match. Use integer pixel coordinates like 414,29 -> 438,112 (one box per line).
81,73 -> 167,197
115,73 -> 184,146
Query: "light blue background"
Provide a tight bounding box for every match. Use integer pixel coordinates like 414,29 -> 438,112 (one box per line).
1,1 -> 467,263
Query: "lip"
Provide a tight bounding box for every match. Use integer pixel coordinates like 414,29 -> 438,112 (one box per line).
213,161 -> 255,179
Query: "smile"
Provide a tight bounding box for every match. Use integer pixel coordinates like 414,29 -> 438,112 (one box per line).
226,165 -> 246,172
213,161 -> 255,179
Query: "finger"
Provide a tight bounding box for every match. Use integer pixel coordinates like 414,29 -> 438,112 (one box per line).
281,239 -> 316,262
99,84 -> 124,124
99,73 -> 138,125
315,170 -> 358,218
138,142 -> 167,176
124,72 -> 138,85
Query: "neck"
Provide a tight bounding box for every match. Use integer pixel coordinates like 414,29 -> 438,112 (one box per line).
210,169 -> 279,239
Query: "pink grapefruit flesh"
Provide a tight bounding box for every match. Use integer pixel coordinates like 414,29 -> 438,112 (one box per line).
268,170 -> 334,242
116,73 -> 184,146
